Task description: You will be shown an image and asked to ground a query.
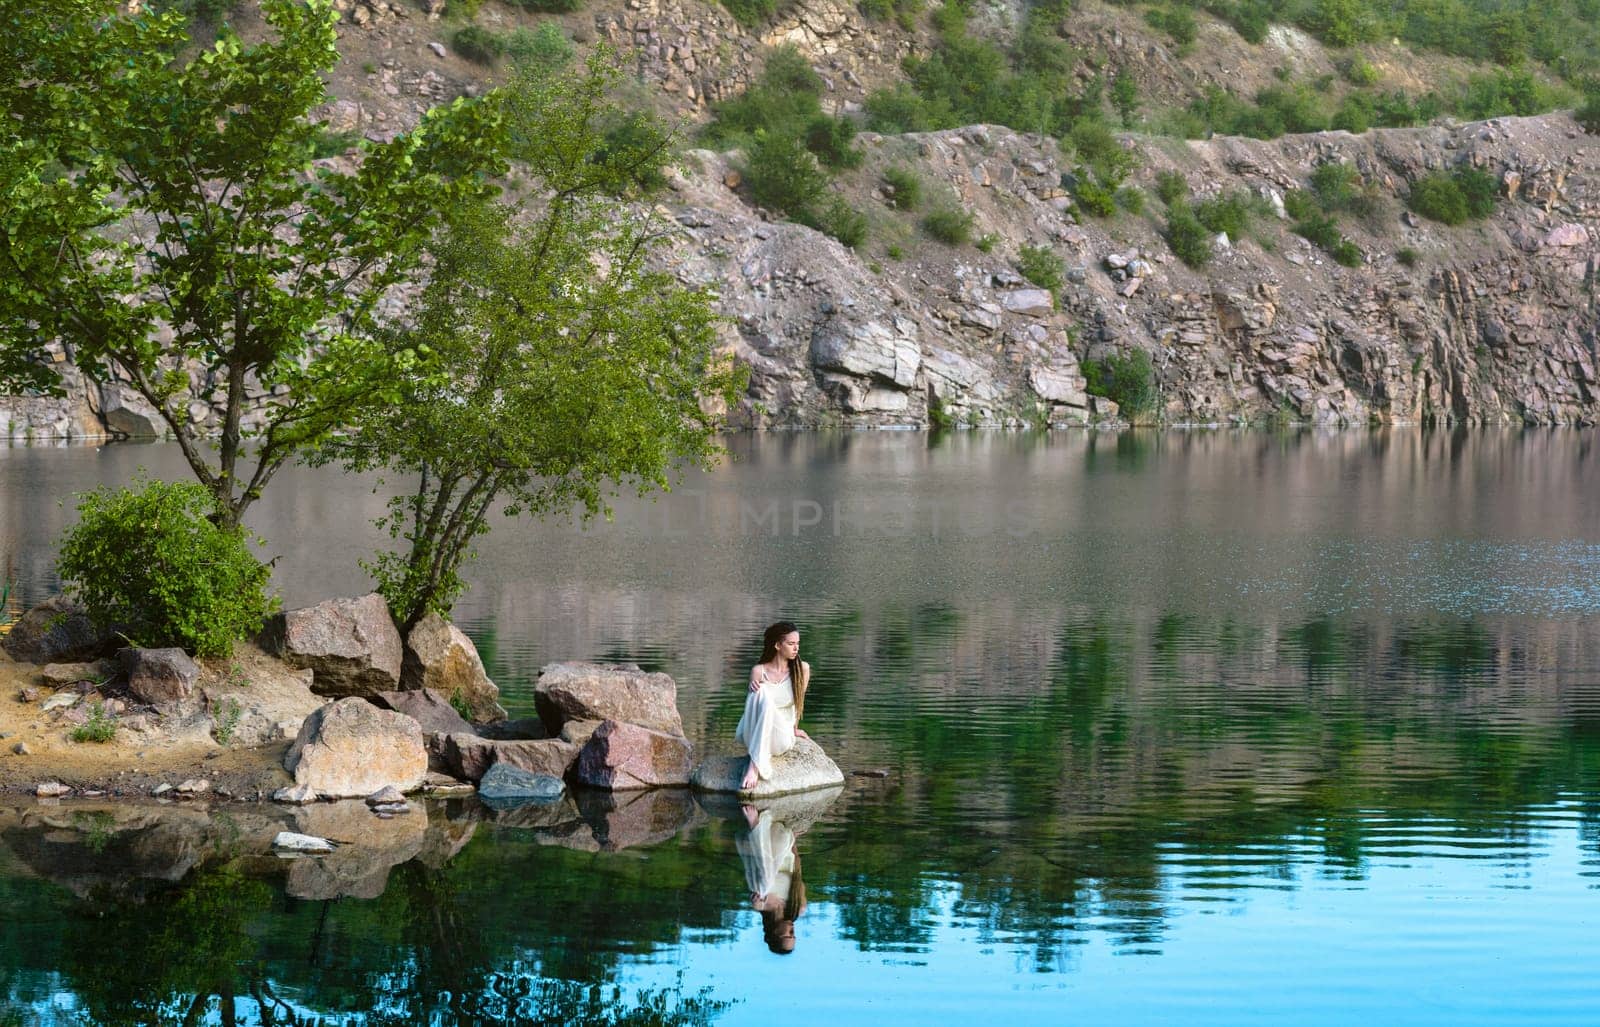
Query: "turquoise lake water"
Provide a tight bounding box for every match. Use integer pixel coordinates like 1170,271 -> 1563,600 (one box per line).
1,429 -> 1598,1024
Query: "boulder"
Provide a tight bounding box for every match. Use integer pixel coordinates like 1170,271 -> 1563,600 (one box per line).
119,647 -> 199,706
261,594 -> 403,698
575,720 -> 692,791
477,763 -> 565,805
476,717 -> 550,740
690,736 -> 844,798
400,613 -> 507,723
559,718 -> 602,748
2,597 -> 117,664
534,662 -> 685,737
371,687 -> 473,772
38,661 -> 111,687
284,698 -> 427,798
440,733 -> 579,783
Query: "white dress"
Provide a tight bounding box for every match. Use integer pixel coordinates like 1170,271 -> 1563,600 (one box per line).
734,666 -> 797,781
736,810 -> 796,902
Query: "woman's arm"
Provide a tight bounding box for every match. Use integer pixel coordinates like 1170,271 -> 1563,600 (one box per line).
748,665 -> 762,693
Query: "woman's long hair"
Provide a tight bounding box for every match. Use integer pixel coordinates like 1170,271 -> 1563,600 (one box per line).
760,620 -> 806,718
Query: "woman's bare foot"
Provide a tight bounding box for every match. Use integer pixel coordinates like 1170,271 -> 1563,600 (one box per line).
740,762 -> 759,790
741,803 -> 759,828
795,728 -> 809,740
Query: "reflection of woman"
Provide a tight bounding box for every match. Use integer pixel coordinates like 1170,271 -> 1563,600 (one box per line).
735,621 -> 810,791
736,805 -> 807,954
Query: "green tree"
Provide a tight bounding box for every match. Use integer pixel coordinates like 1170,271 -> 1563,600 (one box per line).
0,0 -> 505,530
326,56 -> 745,628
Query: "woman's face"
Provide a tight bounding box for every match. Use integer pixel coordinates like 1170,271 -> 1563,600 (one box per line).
776,631 -> 800,661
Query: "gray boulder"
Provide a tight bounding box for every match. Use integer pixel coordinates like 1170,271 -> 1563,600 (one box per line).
2,597 -> 118,664
370,688 -> 473,773
478,763 -> 565,804
575,720 -> 692,791
400,613 -> 508,722
690,736 -> 844,798
284,698 -> 427,799
119,647 -> 199,706
199,642 -> 322,746
533,662 -> 685,737
261,593 -> 403,698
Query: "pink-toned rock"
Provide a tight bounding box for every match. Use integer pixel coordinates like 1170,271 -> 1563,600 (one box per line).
575,720 -> 692,791
262,594 -> 403,698
440,733 -> 580,783
534,662 -> 684,737
400,613 -> 507,722
1543,223 -> 1589,248
284,698 -> 426,798
119,647 -> 199,706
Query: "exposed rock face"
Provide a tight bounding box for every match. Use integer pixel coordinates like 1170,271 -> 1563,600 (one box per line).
119,647 -> 199,707
440,733 -> 580,783
575,720 -> 693,790
691,736 -> 845,798
400,613 -> 507,723
283,698 -> 427,799
262,594 -> 403,698
1,598 -> 117,664
534,662 -> 686,738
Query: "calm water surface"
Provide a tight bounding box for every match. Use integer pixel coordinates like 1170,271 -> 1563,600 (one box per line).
2,429 -> 1599,1025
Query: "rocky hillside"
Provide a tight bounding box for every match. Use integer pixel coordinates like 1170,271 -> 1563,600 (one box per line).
4,0 -> 1597,438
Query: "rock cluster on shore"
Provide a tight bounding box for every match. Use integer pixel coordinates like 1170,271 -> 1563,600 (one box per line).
2,592 -> 845,807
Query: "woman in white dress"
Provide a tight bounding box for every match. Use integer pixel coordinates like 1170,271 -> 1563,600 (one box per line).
735,805 -> 807,954
735,621 -> 810,790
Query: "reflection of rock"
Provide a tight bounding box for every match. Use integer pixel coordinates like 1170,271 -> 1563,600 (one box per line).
696,785 -> 843,838
534,662 -> 685,737
691,736 -> 845,798
284,698 -> 427,798
285,799 -> 426,899
401,613 -> 508,723
262,593 -> 403,697
481,793 -> 584,832
2,597 -> 118,664
575,720 -> 692,790
416,803 -> 479,869
571,787 -> 703,852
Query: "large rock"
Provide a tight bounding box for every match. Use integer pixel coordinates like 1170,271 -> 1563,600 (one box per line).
690,736 -> 844,798
477,763 -> 565,805
261,593 -> 403,698
119,647 -> 199,706
400,613 -> 508,722
533,662 -> 685,738
575,720 -> 692,791
283,698 -> 427,798
2,597 -> 117,664
441,733 -> 580,783
371,688 -> 474,774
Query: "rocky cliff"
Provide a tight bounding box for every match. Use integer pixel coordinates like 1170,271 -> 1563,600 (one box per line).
4,0 -> 1597,439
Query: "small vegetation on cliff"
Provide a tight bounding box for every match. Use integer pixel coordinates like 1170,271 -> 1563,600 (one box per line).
1577,79 -> 1600,134
56,478 -> 278,657
923,204 -> 975,245
70,703 -> 118,744
452,24 -> 504,64
1017,245 -> 1065,292
1408,166 -> 1499,225
883,166 -> 924,210
1165,204 -> 1214,267
1082,349 -> 1158,420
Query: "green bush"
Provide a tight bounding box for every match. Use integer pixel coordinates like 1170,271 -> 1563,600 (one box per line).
505,23 -> 574,73
1407,171 -> 1469,225
1193,191 -> 1252,240
1082,349 -> 1158,419
1146,5 -> 1198,47
592,112 -> 673,196
883,166 -> 923,210
804,116 -> 862,169
1578,79 -> 1600,134
1283,188 -> 1320,221
858,0 -> 923,29
310,128 -> 360,159
1166,204 -> 1213,267
813,200 -> 869,248
1454,166 -> 1499,219
1293,212 -> 1343,249
451,25 -> 503,65
1115,185 -> 1146,215
1073,175 -> 1117,218
56,478 -> 277,658
1311,162 -> 1361,211
720,0 -> 781,26
1397,246 -> 1420,267
70,702 -> 117,744
1341,57 -> 1380,86
743,132 -> 827,219
1017,244 -> 1064,291
976,232 -> 999,253
512,0 -> 583,9
1155,170 -> 1189,205
923,205 -> 974,245
1329,238 -> 1364,266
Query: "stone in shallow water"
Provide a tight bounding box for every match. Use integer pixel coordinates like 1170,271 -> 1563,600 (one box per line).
478,762 -> 565,804
690,736 -> 844,798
